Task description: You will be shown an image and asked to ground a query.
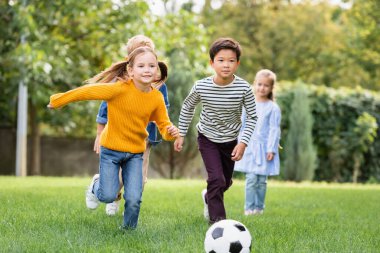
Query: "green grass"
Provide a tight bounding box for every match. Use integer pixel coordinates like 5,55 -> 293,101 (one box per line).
0,177 -> 379,253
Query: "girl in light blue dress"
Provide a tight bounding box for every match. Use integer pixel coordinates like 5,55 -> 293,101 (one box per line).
235,69 -> 281,215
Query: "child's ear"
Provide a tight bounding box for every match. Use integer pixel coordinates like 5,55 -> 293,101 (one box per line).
127,66 -> 133,77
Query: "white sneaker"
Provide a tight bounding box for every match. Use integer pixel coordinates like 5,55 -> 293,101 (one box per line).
201,189 -> 209,220
253,209 -> 264,215
86,174 -> 100,209
106,199 -> 120,216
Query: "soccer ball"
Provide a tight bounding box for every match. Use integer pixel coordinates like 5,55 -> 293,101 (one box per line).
204,219 -> 252,253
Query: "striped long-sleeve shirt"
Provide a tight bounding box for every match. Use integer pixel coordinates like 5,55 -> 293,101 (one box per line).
179,75 -> 257,145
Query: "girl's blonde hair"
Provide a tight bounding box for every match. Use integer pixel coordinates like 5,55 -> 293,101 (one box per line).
255,69 -> 277,100
89,47 -> 167,84
126,35 -> 155,53
85,35 -> 156,84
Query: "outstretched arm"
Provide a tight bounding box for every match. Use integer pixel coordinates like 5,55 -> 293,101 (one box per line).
48,82 -> 121,109
175,84 -> 200,152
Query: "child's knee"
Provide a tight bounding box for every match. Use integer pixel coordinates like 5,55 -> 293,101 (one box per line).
97,191 -> 117,203
208,177 -> 227,190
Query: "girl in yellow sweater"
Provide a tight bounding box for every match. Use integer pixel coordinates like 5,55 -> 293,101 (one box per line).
48,47 -> 179,230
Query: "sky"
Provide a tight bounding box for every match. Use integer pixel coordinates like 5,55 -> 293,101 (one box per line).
147,0 -> 352,15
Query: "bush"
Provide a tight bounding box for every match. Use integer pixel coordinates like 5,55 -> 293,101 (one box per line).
277,82 -> 380,183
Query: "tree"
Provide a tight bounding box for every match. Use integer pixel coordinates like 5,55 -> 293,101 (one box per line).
147,8 -> 211,178
200,0 -> 378,89
348,112 -> 378,183
283,82 -> 316,181
344,0 -> 380,90
0,0 -> 150,174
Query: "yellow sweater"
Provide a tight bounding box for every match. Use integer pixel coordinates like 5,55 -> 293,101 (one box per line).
49,80 -> 175,153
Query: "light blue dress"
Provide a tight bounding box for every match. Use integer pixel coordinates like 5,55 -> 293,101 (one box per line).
235,100 -> 281,176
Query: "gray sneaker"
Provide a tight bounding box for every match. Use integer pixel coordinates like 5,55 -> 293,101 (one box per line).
201,189 -> 209,220
86,174 -> 100,209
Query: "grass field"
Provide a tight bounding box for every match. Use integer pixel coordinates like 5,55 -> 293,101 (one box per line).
0,177 -> 379,253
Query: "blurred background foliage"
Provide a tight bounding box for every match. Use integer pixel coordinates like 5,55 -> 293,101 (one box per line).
1,0 -> 380,182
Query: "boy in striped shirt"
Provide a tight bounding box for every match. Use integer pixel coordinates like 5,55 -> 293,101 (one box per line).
174,38 -> 258,224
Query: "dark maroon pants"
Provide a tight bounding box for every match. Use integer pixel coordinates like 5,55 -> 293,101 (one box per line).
197,132 -> 237,223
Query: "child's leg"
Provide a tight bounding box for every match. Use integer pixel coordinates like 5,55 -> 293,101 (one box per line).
198,133 -> 233,223
255,174 -> 267,210
105,169 -> 123,216
219,139 -> 238,192
93,147 -> 123,203
142,142 -> 152,189
120,152 -> 143,229
245,173 -> 257,211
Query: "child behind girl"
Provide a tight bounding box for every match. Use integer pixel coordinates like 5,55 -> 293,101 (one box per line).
234,69 -> 281,216
48,47 -> 179,229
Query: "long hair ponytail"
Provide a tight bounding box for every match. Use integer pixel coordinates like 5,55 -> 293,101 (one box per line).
85,60 -> 129,84
86,47 -> 168,85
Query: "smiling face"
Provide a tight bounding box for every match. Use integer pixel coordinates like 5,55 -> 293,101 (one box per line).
210,49 -> 240,85
128,52 -> 158,90
254,75 -> 273,101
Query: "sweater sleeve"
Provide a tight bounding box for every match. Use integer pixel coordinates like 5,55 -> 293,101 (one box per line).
240,87 -> 257,145
267,104 -> 281,153
178,83 -> 201,137
151,96 -> 175,141
49,82 -> 122,109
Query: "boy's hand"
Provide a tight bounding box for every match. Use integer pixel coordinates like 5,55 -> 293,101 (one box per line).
174,136 -> 184,152
231,142 -> 247,161
167,125 -> 179,138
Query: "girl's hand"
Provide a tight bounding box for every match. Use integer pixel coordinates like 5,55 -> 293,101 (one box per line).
267,152 -> 274,161
231,142 -> 247,161
47,104 -> 54,109
153,80 -> 164,90
167,125 -> 179,138
174,136 -> 184,152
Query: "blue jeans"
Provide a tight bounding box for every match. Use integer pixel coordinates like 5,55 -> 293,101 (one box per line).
245,173 -> 267,210
93,147 -> 143,229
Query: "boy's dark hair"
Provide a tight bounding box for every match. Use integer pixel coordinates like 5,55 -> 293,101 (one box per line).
209,38 -> 242,62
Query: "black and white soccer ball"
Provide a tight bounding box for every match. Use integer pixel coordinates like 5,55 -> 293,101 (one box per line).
204,219 -> 252,253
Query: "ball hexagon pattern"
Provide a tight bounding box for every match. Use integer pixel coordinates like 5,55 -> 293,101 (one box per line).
204,219 -> 252,253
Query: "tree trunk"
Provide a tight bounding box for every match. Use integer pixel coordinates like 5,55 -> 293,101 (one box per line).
29,102 -> 41,175
169,148 -> 174,179
352,154 -> 361,183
